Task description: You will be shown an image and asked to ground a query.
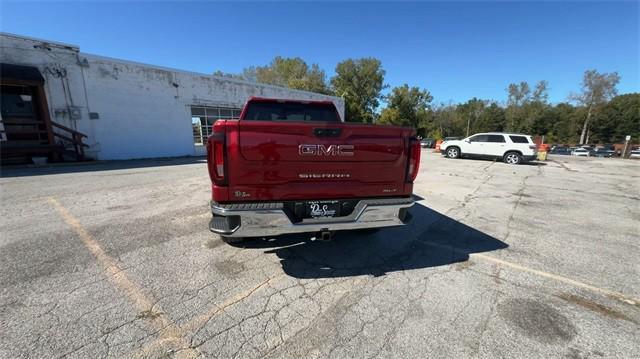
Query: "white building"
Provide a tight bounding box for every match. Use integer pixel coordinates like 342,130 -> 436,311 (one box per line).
0,32 -> 344,162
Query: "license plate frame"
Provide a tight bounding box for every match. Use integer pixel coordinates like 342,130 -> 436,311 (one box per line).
306,200 -> 340,218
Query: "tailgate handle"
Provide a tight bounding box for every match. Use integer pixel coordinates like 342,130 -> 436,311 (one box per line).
314,128 -> 341,137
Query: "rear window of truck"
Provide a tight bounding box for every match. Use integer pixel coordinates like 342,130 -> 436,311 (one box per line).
243,102 -> 340,122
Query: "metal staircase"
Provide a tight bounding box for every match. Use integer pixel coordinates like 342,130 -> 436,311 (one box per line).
0,83 -> 89,165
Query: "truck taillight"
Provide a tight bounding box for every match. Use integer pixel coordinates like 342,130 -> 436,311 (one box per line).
407,139 -> 421,182
207,131 -> 227,185
214,141 -> 224,177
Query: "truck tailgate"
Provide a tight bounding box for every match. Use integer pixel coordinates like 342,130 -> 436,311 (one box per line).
224,120 -> 415,201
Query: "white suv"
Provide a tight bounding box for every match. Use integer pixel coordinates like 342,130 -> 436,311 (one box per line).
440,133 -> 537,165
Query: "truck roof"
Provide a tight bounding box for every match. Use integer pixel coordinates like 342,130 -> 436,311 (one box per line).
246,96 -> 335,105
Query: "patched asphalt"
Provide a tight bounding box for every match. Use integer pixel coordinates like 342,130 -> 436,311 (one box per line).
1,153 -> 638,358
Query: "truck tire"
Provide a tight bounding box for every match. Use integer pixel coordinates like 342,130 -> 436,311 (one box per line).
446,147 -> 460,159
503,151 -> 522,165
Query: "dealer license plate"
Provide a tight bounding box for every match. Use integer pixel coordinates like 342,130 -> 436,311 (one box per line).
307,200 -> 339,218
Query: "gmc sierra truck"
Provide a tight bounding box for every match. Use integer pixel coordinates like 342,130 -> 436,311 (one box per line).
206,97 -> 420,242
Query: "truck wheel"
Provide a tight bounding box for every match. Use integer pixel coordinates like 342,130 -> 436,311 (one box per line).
503,152 -> 522,165
446,147 -> 460,159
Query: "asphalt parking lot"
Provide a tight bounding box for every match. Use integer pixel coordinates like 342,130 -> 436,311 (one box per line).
1,152 -> 639,358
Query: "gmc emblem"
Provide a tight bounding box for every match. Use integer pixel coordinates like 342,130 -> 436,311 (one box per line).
299,144 -> 354,156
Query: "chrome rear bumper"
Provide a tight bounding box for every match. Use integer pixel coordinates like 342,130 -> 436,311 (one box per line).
209,197 -> 414,238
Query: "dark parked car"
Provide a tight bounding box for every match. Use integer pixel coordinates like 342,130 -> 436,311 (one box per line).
593,148 -> 614,158
550,147 -> 571,155
420,138 -> 435,148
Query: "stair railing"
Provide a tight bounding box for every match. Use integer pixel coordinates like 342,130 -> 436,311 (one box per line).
50,121 -> 89,161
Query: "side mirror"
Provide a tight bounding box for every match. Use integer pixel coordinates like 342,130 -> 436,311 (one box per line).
465,139 -> 471,143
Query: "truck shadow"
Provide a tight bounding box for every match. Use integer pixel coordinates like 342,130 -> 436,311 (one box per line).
235,203 -> 508,279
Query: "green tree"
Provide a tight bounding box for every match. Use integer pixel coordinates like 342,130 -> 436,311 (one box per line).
505,80 -> 549,133
212,70 -> 247,81
331,58 -> 386,122
240,67 -> 258,82
455,98 -> 487,137
590,93 -> 640,143
377,84 -> 433,131
475,102 -> 506,134
506,82 -> 529,132
428,103 -> 459,139
250,56 -> 331,94
507,82 -> 531,106
378,107 -> 402,126
532,80 -> 549,103
572,70 -> 621,144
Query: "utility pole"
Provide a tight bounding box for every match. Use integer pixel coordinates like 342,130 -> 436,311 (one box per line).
466,117 -> 471,137
622,135 -> 631,159
467,105 -> 481,137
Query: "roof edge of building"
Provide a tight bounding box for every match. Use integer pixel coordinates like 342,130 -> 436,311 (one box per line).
82,53 -> 341,101
0,32 -> 79,52
1,32 -> 342,102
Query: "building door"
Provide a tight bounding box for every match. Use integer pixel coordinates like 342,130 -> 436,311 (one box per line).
1,85 -> 42,141
0,63 -> 59,164
1,63 -> 91,164
0,84 -> 55,164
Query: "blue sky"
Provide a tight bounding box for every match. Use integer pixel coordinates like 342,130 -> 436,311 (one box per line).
1,1 -> 638,105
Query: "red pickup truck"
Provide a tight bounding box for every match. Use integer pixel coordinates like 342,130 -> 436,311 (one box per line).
206,97 -> 420,241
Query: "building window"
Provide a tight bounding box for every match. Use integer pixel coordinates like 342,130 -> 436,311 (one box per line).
191,106 -> 241,145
